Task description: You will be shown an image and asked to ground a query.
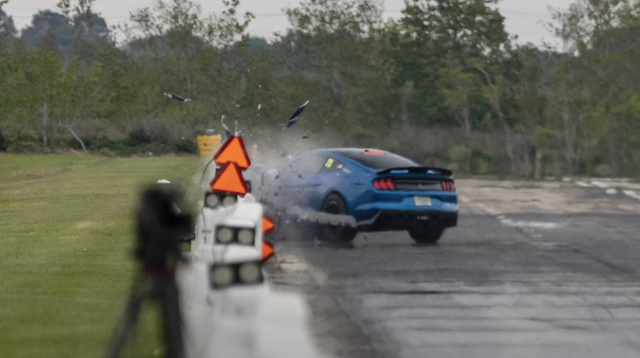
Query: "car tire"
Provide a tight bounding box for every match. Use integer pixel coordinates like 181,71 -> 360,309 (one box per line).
318,193 -> 358,243
408,226 -> 445,245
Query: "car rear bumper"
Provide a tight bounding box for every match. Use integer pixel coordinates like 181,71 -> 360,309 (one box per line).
355,207 -> 458,231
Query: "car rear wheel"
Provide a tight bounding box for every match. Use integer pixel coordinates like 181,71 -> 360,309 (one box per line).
318,193 -> 358,243
408,226 -> 445,245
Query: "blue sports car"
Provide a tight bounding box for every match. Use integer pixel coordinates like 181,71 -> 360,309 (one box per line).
268,148 -> 458,244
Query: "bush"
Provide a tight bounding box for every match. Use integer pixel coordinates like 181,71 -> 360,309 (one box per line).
68,136 -> 90,151
578,153 -> 603,177
101,129 -> 196,156
110,138 -> 135,157
7,132 -> 40,153
470,149 -> 492,175
448,146 -> 468,165
126,128 -> 152,147
175,138 -> 198,154
0,129 -> 6,152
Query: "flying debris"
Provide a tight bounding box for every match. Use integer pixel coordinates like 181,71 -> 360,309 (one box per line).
221,116 -> 231,139
164,92 -> 192,102
287,100 -> 309,128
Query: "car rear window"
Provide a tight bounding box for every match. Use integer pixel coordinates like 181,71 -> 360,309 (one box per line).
329,149 -> 418,170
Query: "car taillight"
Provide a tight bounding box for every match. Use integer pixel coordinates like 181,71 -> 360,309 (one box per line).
373,178 -> 395,191
441,180 -> 455,191
386,178 -> 396,190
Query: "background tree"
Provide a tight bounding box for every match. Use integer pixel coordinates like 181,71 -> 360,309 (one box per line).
0,1 -> 16,41
439,66 -> 479,172
1,0 -> 640,178
277,0 -> 392,140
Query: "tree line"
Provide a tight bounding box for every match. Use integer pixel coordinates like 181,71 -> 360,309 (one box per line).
0,0 -> 639,178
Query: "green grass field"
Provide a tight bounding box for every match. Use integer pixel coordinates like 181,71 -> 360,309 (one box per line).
0,153 -> 202,357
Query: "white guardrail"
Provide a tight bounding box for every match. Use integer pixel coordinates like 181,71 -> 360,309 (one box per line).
177,135 -> 323,358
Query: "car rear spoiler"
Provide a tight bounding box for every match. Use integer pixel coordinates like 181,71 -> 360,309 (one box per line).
377,167 -> 453,176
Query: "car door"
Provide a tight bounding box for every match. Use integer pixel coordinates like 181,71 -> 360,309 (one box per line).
277,153 -> 326,209
303,156 -> 349,210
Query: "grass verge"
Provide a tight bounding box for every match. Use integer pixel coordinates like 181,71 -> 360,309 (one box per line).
0,153 -> 202,358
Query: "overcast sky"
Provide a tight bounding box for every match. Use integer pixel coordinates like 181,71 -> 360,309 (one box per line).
4,0 -> 576,48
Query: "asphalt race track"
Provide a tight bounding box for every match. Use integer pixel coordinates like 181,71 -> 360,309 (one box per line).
265,178 -> 640,358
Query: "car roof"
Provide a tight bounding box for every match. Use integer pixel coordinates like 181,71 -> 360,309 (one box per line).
309,148 -> 420,171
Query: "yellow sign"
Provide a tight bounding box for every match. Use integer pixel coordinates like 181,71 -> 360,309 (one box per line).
325,158 -> 334,168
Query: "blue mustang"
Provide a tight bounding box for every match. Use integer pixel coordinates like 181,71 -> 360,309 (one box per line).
271,148 -> 458,244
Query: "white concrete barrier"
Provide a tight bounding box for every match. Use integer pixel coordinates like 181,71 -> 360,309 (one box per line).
177,260 -> 322,358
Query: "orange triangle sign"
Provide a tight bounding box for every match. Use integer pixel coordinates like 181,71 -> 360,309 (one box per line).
262,240 -> 275,263
214,136 -> 251,170
210,162 -> 248,195
262,217 -> 275,235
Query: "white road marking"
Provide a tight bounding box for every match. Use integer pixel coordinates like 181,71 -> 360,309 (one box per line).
278,255 -> 327,287
606,188 -> 618,195
461,191 -> 560,234
623,190 -> 640,201
541,182 -> 561,189
591,181 -> 609,189
575,181 -> 592,187
482,206 -> 561,231
497,216 -> 562,230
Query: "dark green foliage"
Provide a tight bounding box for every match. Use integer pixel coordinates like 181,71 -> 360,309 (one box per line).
0,128 -> 5,151
0,8 -> 15,40
175,138 -> 198,154
2,0 -> 640,177
126,128 -> 153,147
21,11 -> 75,51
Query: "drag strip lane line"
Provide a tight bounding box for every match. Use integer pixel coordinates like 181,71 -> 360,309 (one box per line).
278,254 -> 328,287
462,197 -> 562,245
473,203 -> 561,231
572,179 -> 625,197
496,216 -> 561,230
623,190 -> 640,201
591,181 -> 609,189
469,193 -> 635,279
